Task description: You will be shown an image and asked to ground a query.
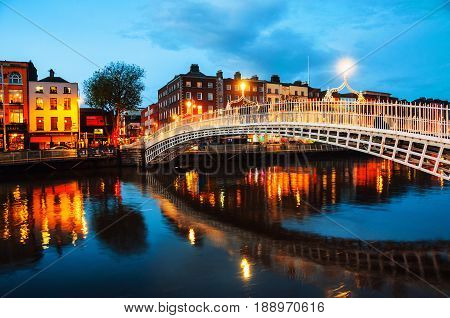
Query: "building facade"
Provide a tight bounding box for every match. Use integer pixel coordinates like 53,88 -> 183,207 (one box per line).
265,75 -> 308,104
0,60 -> 37,150
221,72 -> 265,107
28,69 -> 79,149
141,103 -> 159,135
158,64 -> 217,126
80,108 -> 113,147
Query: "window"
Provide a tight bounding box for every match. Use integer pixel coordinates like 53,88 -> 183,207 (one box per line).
64,98 -> 71,110
50,98 -> 57,110
258,86 -> 264,92
197,82 -> 202,88
301,91 -> 304,97
51,117 -> 58,131
36,117 -> 44,131
197,92 -> 202,100
226,85 -> 231,90
35,86 -> 44,93
294,91 -> 298,96
234,85 -> 239,91
252,86 -> 257,92
0,90 -> 3,104
8,90 -> 23,104
207,82 -> 213,88
50,86 -> 57,94
275,89 -> 279,94
227,95 -> 231,101
63,87 -> 71,94
275,98 -> 279,103
207,93 -> 213,101
36,97 -> 44,110
8,72 -> 22,85
9,109 -> 24,123
64,117 -> 72,131
268,88 -> 272,94
186,81 -> 191,87
186,92 -> 191,99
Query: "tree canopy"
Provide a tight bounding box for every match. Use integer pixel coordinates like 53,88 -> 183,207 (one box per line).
83,61 -> 145,116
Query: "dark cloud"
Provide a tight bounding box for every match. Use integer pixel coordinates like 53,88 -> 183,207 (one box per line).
122,0 -> 333,82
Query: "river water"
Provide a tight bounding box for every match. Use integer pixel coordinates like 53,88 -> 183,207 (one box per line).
0,155 -> 449,297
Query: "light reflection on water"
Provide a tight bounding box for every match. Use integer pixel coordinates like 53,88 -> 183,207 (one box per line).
0,156 -> 448,297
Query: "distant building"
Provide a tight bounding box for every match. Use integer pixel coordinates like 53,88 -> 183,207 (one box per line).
158,64 -> 218,125
141,103 -> 158,135
221,72 -> 265,107
266,75 -> 308,104
320,90 -> 398,103
80,108 -> 113,147
28,69 -> 79,149
0,60 -> 37,150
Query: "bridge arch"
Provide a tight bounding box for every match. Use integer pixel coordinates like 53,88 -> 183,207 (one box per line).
145,101 -> 450,180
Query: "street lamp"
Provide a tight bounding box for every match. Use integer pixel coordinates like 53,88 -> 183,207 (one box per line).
240,82 -> 246,97
336,57 -> 356,79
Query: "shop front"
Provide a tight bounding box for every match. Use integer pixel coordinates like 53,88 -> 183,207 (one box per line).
29,133 -> 78,150
6,124 -> 27,151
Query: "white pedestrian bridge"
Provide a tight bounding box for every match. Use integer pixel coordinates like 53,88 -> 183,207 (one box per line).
145,100 -> 450,180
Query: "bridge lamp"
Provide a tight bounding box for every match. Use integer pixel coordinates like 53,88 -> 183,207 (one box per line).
337,58 -> 356,79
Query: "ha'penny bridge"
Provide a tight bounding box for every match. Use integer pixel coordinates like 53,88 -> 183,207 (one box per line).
145,99 -> 450,180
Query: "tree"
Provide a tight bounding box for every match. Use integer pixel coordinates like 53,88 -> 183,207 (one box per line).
83,62 -> 145,146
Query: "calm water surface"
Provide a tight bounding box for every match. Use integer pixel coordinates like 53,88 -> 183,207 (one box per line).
0,156 -> 449,297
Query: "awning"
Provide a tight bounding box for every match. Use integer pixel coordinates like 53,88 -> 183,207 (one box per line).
30,136 -> 51,143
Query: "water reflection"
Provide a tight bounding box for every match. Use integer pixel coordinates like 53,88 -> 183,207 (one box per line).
0,157 -> 448,297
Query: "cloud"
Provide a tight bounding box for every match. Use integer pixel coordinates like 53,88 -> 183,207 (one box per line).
122,0 -> 450,100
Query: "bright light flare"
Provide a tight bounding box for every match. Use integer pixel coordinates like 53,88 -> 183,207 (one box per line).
337,58 -> 356,78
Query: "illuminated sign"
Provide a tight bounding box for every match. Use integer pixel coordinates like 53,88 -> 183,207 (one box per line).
93,129 -> 103,135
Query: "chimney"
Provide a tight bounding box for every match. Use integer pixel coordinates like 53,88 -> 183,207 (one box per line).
49,69 -> 55,78
271,75 -> 280,83
190,64 -> 200,73
234,71 -> 241,80
216,70 -> 223,79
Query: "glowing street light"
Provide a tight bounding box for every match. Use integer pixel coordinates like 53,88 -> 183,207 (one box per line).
336,57 -> 356,79
240,82 -> 246,97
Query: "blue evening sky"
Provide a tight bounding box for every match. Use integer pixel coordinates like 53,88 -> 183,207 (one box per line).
1,0 -> 449,105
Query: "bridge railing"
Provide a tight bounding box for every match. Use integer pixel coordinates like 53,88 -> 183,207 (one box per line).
146,100 -> 450,147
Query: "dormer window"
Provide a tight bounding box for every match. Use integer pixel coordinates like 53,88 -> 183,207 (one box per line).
9,72 -> 22,85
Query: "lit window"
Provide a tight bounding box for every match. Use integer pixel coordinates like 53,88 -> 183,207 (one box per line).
51,117 -> 58,131
207,93 -> 213,101
35,86 -> 44,93
252,86 -> 257,92
226,85 -> 231,90
36,117 -> 44,131
36,97 -> 44,110
197,82 -> 202,88
186,81 -> 191,87
64,98 -> 71,110
207,82 -> 213,88
50,86 -> 57,94
63,87 -> 71,94
197,92 -> 202,100
50,98 -> 57,110
64,117 -> 72,131
8,90 -> 23,104
8,72 -> 22,85
9,109 -> 24,123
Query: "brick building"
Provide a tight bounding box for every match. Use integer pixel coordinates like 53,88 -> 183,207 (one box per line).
221,72 -> 265,107
158,64 -> 217,125
0,60 -> 38,150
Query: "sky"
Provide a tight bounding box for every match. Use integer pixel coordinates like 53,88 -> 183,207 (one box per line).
1,0 -> 449,105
